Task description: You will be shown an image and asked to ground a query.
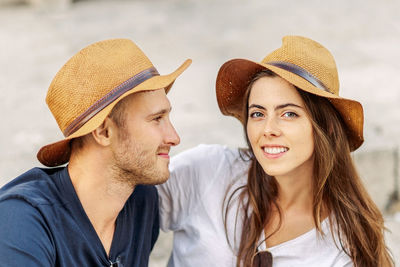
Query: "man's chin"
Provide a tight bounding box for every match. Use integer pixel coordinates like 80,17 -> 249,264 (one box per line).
146,171 -> 170,185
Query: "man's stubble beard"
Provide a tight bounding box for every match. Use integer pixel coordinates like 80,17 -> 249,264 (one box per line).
111,133 -> 170,188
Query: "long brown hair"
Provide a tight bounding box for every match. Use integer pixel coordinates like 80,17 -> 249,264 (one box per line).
226,70 -> 394,267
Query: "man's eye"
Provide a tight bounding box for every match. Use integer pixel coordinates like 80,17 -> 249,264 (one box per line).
250,111 -> 264,118
153,116 -> 163,122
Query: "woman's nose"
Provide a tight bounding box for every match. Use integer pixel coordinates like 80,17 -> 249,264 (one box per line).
263,118 -> 281,137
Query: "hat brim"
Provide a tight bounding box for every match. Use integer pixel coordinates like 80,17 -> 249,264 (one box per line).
216,58 -> 364,151
37,59 -> 192,167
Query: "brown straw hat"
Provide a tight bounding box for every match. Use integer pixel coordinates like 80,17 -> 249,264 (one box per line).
216,36 -> 364,151
37,38 -> 191,167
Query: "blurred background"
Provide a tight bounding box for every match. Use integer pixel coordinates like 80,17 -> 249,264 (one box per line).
0,0 -> 399,265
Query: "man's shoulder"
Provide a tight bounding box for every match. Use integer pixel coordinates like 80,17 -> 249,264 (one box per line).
0,169 -> 61,260
0,167 -> 64,207
0,168 -> 67,266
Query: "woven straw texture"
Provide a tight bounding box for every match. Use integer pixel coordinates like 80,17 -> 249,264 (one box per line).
47,39 -> 154,132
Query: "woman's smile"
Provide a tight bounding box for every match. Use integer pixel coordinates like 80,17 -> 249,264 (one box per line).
247,75 -> 314,178
261,145 -> 289,159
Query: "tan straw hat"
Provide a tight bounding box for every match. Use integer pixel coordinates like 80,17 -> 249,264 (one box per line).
216,35 -> 364,151
37,38 -> 191,167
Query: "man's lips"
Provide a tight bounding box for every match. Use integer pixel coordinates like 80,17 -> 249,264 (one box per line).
157,152 -> 170,158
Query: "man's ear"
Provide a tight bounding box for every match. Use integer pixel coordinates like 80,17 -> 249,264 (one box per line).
91,117 -> 115,147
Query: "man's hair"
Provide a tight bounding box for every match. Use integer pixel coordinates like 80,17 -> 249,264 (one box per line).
70,96 -> 129,153
108,97 -> 129,128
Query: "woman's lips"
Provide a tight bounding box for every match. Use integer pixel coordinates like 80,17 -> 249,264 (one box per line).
261,145 -> 289,159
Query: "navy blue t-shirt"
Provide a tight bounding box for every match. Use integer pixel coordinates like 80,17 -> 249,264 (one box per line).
0,167 -> 159,267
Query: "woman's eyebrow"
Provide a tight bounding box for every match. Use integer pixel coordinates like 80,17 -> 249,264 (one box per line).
248,103 -> 303,111
275,103 -> 303,110
248,104 -> 266,110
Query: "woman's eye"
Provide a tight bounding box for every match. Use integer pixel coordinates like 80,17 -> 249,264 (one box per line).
282,112 -> 298,118
250,111 -> 264,118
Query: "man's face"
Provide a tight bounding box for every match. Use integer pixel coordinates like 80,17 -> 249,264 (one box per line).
109,89 -> 180,187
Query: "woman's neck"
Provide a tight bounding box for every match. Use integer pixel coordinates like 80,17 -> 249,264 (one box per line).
274,161 -> 314,212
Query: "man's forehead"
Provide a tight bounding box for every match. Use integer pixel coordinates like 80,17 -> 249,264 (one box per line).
128,89 -> 171,111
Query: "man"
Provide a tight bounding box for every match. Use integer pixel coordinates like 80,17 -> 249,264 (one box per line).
0,39 -> 191,266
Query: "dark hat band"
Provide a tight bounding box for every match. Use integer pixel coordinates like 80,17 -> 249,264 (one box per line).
267,61 -> 332,93
63,66 -> 160,137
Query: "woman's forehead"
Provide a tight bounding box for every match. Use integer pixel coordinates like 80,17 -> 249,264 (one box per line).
249,76 -> 304,107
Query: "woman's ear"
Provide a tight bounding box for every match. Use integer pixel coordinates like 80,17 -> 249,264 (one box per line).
91,117 -> 115,147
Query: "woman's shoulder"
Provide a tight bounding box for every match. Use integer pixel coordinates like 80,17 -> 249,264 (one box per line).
168,144 -> 250,193
171,144 -> 250,167
173,144 -> 238,158
266,217 -> 352,266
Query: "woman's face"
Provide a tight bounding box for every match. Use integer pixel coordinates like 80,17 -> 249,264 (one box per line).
246,76 -> 314,179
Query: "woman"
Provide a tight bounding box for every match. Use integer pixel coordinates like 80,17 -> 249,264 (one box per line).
157,36 -> 394,267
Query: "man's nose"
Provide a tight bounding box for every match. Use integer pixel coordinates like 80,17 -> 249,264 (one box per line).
165,120 -> 180,146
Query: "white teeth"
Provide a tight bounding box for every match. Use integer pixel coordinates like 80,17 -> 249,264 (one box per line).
263,147 -> 288,154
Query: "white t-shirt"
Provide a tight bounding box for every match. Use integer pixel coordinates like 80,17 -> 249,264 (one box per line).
157,144 -> 353,267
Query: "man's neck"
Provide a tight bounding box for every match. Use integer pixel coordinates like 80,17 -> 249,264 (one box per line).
67,153 -> 135,255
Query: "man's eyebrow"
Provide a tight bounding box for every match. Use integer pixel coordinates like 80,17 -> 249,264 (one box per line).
248,103 -> 303,111
148,107 -> 172,117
